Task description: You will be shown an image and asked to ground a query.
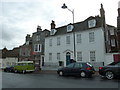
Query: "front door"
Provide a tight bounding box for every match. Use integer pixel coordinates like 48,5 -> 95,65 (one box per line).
66,52 -> 71,65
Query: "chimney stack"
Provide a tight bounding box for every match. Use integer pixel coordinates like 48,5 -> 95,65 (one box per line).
51,20 -> 56,29
26,34 -> 31,42
37,25 -> 42,32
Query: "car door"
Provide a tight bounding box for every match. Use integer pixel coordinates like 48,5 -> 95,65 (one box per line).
64,63 -> 75,75
73,63 -> 82,75
115,62 -> 120,75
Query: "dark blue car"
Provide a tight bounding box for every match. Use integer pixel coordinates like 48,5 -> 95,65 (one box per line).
4,66 -> 14,72
99,61 -> 120,80
57,62 -> 95,78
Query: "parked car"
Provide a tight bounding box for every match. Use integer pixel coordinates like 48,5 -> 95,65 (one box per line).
14,61 -> 35,74
99,61 -> 120,80
57,62 -> 95,78
4,66 -> 14,72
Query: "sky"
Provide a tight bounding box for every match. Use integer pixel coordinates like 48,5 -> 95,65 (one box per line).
0,0 -> 120,50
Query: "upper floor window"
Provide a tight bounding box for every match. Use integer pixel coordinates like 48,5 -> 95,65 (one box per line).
90,51 -> 96,62
57,37 -> 61,46
36,35 -> 40,41
50,29 -> 57,35
49,39 -> 52,46
34,44 -> 41,52
77,34 -> 81,44
66,36 -> 70,44
88,19 -> 96,28
109,29 -> 115,35
111,39 -> 116,47
89,32 -> 95,42
67,25 -> 74,32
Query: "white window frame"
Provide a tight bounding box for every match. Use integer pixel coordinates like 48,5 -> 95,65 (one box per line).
90,51 -> 96,62
36,35 -> 40,41
77,34 -> 82,44
111,39 -> 115,47
89,32 -> 95,42
49,39 -> 52,46
57,53 -> 60,61
109,29 -> 115,35
77,52 -> 82,61
67,25 -> 74,32
88,19 -> 96,28
66,36 -> 70,44
57,37 -> 60,46
34,44 -> 41,52
49,53 -> 52,61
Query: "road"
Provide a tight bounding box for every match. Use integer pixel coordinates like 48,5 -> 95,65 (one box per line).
2,71 -> 120,88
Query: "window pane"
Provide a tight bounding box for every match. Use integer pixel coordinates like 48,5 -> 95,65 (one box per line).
57,53 -> 60,61
66,36 -> 70,44
49,53 -> 52,61
57,37 -> 60,45
90,51 -> 96,61
77,52 -> 82,61
89,32 -> 94,42
66,63 -> 74,68
49,39 -> 52,46
77,34 -> 81,43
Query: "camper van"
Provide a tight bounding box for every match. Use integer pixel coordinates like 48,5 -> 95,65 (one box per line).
14,61 -> 35,74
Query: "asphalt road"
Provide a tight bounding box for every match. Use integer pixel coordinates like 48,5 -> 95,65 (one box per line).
2,71 -> 120,88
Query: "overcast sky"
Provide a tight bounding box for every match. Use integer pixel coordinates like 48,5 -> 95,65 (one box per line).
0,0 -> 120,50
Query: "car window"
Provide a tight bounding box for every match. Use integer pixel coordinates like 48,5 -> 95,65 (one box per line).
115,62 -> 120,66
66,63 -> 74,68
74,63 -> 82,68
28,63 -> 33,65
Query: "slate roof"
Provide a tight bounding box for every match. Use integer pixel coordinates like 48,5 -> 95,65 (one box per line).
47,15 -> 102,37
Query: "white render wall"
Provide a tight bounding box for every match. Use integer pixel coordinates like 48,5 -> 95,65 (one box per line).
45,33 -> 74,66
45,27 -> 106,67
0,58 -> 18,69
75,28 -> 106,63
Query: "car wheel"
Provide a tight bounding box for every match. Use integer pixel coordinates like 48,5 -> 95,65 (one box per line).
105,71 -> 114,80
22,70 -> 26,74
59,71 -> 63,76
14,70 -> 17,73
80,71 -> 86,78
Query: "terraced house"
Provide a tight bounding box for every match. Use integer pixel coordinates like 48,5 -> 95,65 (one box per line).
44,4 -> 119,70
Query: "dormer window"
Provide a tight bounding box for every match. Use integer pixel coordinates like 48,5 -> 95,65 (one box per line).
67,25 -> 74,32
88,19 -> 96,28
50,29 -> 57,35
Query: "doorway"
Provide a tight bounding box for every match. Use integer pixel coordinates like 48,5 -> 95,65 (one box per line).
66,52 -> 71,65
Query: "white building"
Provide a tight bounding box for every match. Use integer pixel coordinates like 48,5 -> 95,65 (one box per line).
44,4 -> 118,70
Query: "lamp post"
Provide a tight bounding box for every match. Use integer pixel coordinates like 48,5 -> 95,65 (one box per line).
61,3 -> 74,24
61,3 -> 76,61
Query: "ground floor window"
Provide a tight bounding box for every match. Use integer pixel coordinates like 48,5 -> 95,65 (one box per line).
90,51 -> 96,62
77,52 -> 82,61
49,53 -> 52,61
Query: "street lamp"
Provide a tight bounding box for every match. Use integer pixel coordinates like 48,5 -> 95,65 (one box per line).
61,3 -> 74,24
61,3 -> 76,61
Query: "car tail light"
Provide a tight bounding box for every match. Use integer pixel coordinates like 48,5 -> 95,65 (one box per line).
86,67 -> 91,70
99,67 -> 103,70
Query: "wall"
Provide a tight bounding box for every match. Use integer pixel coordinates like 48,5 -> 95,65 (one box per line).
0,58 -> 18,69
45,32 -> 74,67
44,27 -> 107,68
